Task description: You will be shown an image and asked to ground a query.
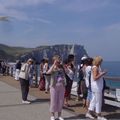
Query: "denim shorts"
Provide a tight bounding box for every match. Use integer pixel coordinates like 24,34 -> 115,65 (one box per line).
87,89 -> 92,101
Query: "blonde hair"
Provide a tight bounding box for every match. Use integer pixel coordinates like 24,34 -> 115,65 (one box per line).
52,55 -> 61,63
93,56 -> 103,66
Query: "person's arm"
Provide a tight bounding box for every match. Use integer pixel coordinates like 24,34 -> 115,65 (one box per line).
93,67 -> 106,81
46,61 -> 56,74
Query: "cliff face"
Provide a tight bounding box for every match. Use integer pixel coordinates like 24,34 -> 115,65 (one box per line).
20,44 -> 88,64
0,44 -> 88,63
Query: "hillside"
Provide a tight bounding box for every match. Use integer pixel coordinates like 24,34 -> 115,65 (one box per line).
0,44 -> 33,61
0,44 -> 88,63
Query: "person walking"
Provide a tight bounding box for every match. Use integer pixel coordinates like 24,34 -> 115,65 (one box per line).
47,55 -> 66,120
19,58 -> 33,104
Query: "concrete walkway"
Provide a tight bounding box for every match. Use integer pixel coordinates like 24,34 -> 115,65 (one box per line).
0,81 -> 87,120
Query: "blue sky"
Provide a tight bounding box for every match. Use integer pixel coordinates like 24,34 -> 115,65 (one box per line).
0,0 -> 120,61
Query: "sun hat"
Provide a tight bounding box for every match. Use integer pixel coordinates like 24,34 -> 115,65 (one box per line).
27,58 -> 33,62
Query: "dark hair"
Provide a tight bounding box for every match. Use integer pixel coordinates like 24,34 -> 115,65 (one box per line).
81,59 -> 88,65
68,54 -> 74,62
86,58 -> 93,66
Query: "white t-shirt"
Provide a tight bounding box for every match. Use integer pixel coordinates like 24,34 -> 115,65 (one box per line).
66,67 -> 74,80
43,63 -> 48,73
91,66 -> 103,92
85,66 -> 92,88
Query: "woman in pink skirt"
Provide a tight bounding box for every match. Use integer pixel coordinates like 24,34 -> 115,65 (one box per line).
47,55 -> 66,120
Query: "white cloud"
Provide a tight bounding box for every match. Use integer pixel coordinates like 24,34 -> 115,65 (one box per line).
0,0 -> 57,7
0,0 -> 53,23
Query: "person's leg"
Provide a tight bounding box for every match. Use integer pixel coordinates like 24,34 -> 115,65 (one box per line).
20,78 -> 26,101
86,89 -> 92,108
95,91 -> 107,120
64,78 -> 70,106
45,76 -> 50,93
50,86 -> 58,119
86,92 -> 96,119
24,80 -> 29,101
58,84 -> 65,120
58,84 -> 65,115
95,91 -> 102,116
88,92 -> 96,111
68,80 -> 73,99
76,81 -> 81,101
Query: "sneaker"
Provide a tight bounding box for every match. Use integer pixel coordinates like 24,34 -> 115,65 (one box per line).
85,112 -> 95,119
50,116 -> 55,120
80,94 -> 83,97
22,100 -> 31,104
97,116 -> 107,120
58,117 -> 64,120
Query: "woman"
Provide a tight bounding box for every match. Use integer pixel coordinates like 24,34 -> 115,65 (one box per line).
64,54 -> 75,106
84,57 -> 93,108
43,58 -> 50,93
86,56 -> 107,120
39,59 -> 46,91
19,58 -> 33,104
47,55 -> 66,120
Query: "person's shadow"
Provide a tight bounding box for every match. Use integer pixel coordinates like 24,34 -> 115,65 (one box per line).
30,98 -> 50,104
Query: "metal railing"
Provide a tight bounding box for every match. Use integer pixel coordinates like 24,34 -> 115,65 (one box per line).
103,76 -> 120,107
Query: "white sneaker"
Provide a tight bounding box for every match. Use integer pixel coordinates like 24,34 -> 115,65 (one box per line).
97,116 -> 107,120
58,117 -> 64,120
50,116 -> 55,120
22,100 -> 31,104
85,112 -> 95,119
80,94 -> 83,97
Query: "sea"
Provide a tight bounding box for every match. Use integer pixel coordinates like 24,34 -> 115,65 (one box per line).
102,61 -> 120,88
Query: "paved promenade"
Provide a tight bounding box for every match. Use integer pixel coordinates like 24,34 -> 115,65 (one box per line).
0,76 -> 120,120
0,81 -> 87,120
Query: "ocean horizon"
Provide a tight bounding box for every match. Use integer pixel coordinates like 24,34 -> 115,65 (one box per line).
102,61 -> 120,88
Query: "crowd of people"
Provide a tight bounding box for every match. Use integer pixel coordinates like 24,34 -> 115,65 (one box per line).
0,60 -> 10,76
0,54 -> 108,120
38,54 -> 107,120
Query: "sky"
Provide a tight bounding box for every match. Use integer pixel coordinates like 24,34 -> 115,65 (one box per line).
0,0 -> 120,61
